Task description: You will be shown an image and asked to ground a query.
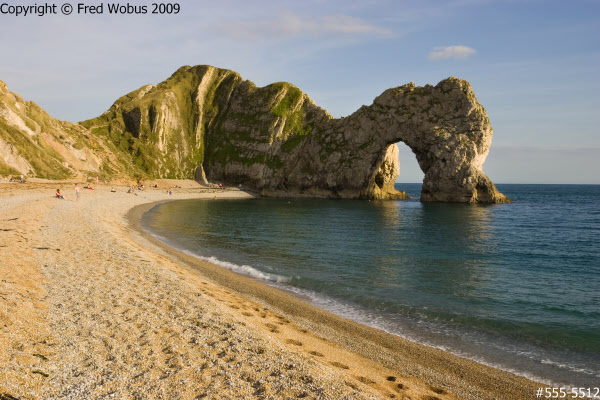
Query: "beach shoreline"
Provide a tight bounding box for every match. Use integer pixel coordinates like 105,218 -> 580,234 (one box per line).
1,181 -> 544,399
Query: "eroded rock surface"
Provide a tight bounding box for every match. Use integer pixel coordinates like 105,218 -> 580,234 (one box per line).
1,65 -> 508,202
84,65 -> 507,202
342,78 -> 510,203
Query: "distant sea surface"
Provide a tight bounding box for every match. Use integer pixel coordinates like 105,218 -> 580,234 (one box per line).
141,184 -> 600,387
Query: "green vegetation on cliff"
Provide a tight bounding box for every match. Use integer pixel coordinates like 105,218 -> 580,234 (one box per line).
1,68 -> 507,202
0,119 -> 69,179
80,66 -> 322,182
0,80 -> 143,180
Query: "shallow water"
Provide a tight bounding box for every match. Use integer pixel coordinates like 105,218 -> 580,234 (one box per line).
141,183 -> 600,387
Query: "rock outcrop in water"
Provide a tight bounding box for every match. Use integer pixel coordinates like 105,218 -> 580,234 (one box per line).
1,65 -> 509,202
83,65 -> 508,202
344,79 -> 510,203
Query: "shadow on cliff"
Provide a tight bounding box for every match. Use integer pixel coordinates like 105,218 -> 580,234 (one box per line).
75,65 -> 509,203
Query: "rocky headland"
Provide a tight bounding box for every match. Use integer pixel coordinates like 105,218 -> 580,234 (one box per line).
1,66 -> 509,202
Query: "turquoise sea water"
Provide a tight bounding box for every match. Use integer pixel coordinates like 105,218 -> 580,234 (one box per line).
141,184 -> 600,387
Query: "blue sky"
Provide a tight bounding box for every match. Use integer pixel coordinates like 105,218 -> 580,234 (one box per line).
1,0 -> 598,183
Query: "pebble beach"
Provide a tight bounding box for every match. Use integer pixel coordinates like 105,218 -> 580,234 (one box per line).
0,180 -> 543,399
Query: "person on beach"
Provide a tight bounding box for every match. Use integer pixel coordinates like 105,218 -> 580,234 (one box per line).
56,189 -> 65,199
75,183 -> 80,202
20,174 -> 24,183
95,176 -> 99,185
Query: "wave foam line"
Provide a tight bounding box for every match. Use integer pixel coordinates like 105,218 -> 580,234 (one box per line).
191,253 -> 291,283
143,230 -> 291,283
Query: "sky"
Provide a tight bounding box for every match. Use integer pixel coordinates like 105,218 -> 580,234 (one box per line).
1,0 -> 598,184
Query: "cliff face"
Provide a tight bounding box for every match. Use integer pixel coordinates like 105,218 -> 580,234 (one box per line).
83,65 -> 507,202
1,65 -> 508,202
81,66 -> 239,180
0,80 -> 139,180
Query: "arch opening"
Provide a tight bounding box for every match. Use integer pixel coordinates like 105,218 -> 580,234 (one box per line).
395,141 -> 424,184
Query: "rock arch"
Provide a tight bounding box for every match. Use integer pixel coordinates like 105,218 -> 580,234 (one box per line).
314,77 -> 510,202
198,75 -> 510,202
84,65 -> 508,203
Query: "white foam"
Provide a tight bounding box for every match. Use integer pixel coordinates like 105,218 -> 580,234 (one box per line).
199,255 -> 291,283
541,359 -> 600,376
143,229 -> 291,283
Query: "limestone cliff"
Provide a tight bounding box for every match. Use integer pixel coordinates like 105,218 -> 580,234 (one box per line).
82,65 -> 508,202
0,80 -> 139,180
1,65 -> 508,202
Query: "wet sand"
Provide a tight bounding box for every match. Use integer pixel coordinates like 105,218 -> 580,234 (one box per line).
0,181 -> 544,399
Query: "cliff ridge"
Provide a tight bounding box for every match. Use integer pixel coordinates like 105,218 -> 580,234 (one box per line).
1,66 -> 509,203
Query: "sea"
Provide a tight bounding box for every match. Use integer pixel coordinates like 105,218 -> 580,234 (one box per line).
140,183 -> 600,388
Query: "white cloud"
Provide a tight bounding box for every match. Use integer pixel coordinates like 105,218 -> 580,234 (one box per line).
428,45 -> 476,61
218,13 -> 393,40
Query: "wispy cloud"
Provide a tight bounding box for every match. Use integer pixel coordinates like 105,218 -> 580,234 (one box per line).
428,45 -> 476,61
218,13 -> 394,41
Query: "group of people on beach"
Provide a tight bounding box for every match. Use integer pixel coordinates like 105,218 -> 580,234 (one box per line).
52,180 -> 203,200
56,183 -> 81,201
0,174 -> 25,183
127,184 -> 146,194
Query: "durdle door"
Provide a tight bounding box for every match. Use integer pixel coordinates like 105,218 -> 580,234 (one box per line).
333,77 -> 511,203
273,76 -> 510,202
82,66 -> 508,203
2,66 -> 509,202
